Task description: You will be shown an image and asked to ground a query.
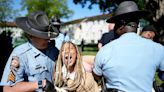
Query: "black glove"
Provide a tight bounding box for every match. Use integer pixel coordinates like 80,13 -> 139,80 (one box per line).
43,79 -> 56,92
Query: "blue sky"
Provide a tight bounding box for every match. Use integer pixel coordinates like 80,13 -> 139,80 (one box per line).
65,0 -> 102,21
12,0 -> 102,22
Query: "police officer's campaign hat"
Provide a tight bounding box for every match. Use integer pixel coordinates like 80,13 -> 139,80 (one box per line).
106,1 -> 150,23
15,11 -> 59,39
51,17 -> 61,26
51,17 -> 61,31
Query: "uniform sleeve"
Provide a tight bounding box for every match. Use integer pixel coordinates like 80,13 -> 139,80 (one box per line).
93,52 -> 102,76
93,48 -> 106,76
159,46 -> 164,71
0,49 -> 25,86
159,57 -> 164,71
93,43 -> 113,77
158,46 -> 164,80
0,52 -> 14,86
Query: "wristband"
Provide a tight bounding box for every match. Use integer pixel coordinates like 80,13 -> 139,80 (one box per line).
38,80 -> 42,89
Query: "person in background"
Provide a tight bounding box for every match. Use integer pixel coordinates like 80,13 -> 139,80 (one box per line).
80,39 -> 84,51
51,17 -> 70,50
92,1 -> 164,92
141,25 -> 157,40
0,11 -> 59,92
54,41 -> 99,92
140,25 -> 164,92
98,23 -> 115,49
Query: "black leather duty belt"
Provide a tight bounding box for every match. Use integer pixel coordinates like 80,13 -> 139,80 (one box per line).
106,88 -> 118,92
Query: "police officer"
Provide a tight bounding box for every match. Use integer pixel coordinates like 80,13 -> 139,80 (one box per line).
92,1 -> 164,92
0,11 -> 59,92
51,17 -> 70,50
98,23 -> 115,49
140,25 -> 164,92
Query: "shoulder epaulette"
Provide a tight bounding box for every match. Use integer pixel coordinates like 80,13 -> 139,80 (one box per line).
13,43 -> 31,55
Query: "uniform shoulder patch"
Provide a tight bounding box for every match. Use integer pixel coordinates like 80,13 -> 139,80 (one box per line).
7,70 -> 15,83
10,56 -> 20,71
13,42 -> 31,55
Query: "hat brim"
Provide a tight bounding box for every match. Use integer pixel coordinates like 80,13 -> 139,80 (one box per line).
15,17 -> 59,39
106,10 -> 150,23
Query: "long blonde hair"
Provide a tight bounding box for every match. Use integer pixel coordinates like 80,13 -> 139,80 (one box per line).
54,41 -> 84,91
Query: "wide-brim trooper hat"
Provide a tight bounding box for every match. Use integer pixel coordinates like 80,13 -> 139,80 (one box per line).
106,1 -> 150,23
15,11 -> 59,39
51,17 -> 61,26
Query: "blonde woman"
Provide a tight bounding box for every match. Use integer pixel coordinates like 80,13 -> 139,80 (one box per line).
54,41 -> 99,92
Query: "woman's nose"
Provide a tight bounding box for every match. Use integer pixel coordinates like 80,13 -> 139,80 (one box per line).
64,53 -> 72,58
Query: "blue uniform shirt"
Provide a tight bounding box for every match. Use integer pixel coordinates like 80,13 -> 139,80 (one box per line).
0,42 -> 59,92
54,33 -> 70,50
93,32 -> 164,92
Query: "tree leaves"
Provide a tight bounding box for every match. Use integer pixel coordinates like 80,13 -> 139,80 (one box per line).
21,0 -> 73,19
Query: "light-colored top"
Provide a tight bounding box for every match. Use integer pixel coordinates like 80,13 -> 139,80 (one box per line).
0,42 -> 58,92
56,66 -> 99,92
93,32 -> 164,92
54,33 -> 70,50
66,72 -> 99,92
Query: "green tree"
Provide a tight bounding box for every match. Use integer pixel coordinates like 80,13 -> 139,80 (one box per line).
21,0 -> 73,19
73,0 -> 146,13
0,0 -> 19,22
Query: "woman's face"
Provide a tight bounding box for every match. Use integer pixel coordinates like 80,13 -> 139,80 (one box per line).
61,43 -> 77,67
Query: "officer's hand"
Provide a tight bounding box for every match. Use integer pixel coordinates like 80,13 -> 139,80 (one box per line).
43,79 -> 56,92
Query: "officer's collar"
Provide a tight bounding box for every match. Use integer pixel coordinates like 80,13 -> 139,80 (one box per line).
120,32 -> 137,38
27,42 -> 47,57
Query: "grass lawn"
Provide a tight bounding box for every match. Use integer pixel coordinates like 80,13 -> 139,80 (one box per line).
155,73 -> 163,85
81,51 -> 97,55
78,44 -> 98,56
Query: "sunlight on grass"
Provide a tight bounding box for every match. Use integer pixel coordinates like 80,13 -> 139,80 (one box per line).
155,73 -> 163,85
81,51 -> 97,56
